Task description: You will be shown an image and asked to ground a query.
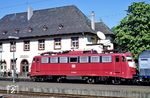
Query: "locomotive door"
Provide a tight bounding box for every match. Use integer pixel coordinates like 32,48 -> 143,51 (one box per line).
115,56 -> 122,75
36,58 -> 40,72
69,57 -> 78,74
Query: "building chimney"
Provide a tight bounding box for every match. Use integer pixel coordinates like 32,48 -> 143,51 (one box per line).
91,11 -> 95,30
27,6 -> 33,21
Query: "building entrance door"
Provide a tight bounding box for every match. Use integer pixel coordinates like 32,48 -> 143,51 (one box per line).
21,59 -> 29,77
0,60 -> 6,77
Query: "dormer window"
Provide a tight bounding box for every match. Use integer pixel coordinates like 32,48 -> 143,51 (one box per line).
2,31 -> 7,35
58,24 -> 63,29
42,25 -> 48,31
15,29 -> 19,33
28,27 -> 33,32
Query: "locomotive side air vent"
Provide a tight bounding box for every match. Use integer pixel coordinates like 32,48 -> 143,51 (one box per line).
61,50 -> 70,54
41,51 -> 58,56
40,50 -> 71,56
83,50 -> 97,54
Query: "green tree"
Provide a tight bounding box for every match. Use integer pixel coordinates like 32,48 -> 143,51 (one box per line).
113,2 -> 150,61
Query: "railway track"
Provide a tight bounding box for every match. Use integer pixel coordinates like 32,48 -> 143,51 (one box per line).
0,79 -> 149,98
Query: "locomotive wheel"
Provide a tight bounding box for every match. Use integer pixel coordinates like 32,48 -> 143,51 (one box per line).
35,78 -> 40,82
112,78 -> 121,85
40,77 -> 45,82
57,77 -> 63,83
87,78 -> 95,84
31,77 -> 40,82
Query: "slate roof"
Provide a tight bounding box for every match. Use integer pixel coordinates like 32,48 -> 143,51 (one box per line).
0,5 -> 113,40
95,22 -> 114,35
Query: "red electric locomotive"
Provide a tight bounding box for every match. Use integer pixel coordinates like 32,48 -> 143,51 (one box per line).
30,50 -> 137,84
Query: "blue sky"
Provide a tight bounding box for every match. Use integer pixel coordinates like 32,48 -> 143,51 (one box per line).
0,0 -> 149,28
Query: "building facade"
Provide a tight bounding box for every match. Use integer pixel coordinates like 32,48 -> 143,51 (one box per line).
0,5 -> 114,76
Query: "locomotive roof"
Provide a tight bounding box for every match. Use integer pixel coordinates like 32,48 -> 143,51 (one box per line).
139,50 -> 150,58
0,5 -> 114,40
37,50 -> 131,57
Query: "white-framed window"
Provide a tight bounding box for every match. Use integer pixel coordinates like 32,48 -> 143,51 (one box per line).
54,38 -> 61,50
10,42 -> 16,52
80,56 -> 89,63
50,57 -> 58,63
41,57 -> 49,63
38,40 -> 45,50
11,59 -> 16,70
102,56 -> 112,63
0,43 -> 2,51
59,57 -> 68,63
71,37 -> 79,49
91,56 -> 100,63
24,41 -> 30,51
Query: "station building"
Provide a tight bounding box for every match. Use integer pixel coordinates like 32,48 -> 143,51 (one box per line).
0,5 -> 114,76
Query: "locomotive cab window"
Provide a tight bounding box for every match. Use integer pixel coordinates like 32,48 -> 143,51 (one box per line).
69,57 -> 78,63
102,56 -> 112,63
80,56 -> 89,63
60,57 -> 68,63
41,57 -> 49,63
91,56 -> 100,63
50,57 -> 58,63
122,56 -> 126,62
